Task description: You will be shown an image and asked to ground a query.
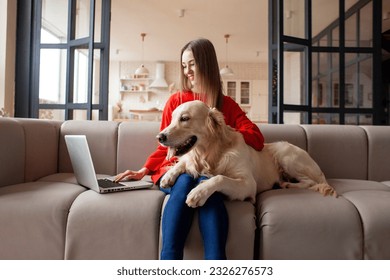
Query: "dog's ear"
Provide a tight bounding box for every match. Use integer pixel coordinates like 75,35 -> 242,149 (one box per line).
207,107 -> 225,133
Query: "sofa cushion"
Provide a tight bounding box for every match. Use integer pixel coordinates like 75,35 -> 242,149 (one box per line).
15,118 -> 61,182
64,189 -> 165,260
340,188 -> 390,259
0,181 -> 84,259
59,120 -> 119,175
0,118 -> 25,187
258,124 -> 307,150
361,126 -> 390,182
302,125 -> 367,180
257,188 -> 363,259
327,178 -> 390,194
117,121 -> 160,173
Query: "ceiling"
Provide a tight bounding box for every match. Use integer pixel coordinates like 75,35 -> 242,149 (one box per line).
109,0 -> 390,63
110,0 -> 268,63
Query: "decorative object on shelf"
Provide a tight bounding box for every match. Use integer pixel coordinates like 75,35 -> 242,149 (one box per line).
220,34 -> 234,76
134,33 -> 149,77
0,107 -> 9,117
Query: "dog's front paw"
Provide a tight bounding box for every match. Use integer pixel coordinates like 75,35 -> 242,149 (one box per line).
186,185 -> 211,208
160,172 -> 176,189
309,183 -> 338,197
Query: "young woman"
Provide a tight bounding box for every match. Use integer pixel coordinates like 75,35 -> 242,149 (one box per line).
115,38 -> 264,260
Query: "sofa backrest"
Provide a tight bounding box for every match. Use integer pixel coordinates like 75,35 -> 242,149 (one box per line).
59,120 -> 119,175
117,121 -> 160,173
2,117 -> 389,187
0,118 -> 26,187
361,126 -> 390,182
0,118 -> 61,187
259,123 -> 370,180
302,125 -> 368,180
258,124 -> 307,150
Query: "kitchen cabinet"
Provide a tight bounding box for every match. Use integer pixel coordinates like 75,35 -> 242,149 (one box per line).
224,80 -> 251,106
223,79 -> 268,123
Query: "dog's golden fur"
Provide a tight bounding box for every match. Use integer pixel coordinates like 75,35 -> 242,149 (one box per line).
158,100 -> 336,208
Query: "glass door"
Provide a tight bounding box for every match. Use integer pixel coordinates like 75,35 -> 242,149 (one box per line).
269,0 -> 384,124
269,0 -> 311,124
16,0 -> 111,120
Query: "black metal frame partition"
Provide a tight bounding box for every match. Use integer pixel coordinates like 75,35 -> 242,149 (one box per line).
15,0 -> 111,120
268,0 -> 385,125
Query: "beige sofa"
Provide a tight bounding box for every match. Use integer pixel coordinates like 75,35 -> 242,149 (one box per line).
0,117 -> 389,260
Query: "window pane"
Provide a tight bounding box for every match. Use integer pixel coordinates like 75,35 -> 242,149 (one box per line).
331,26 -> 339,47
92,110 -> 100,120
39,49 -> 67,104
345,53 -> 358,108
319,52 -> 330,75
74,49 -> 89,103
72,110 -> 88,120
92,50 -> 101,104
284,111 -> 308,124
312,0 -> 339,46
39,109 -> 65,121
312,113 -> 339,124
75,0 -> 90,39
94,0 -> 102,42
345,114 -> 373,125
360,2 -> 372,47
283,44 -> 307,105
319,77 -> 330,107
283,0 -> 305,38
345,13 -> 357,47
359,56 -> 373,108
332,71 -> 339,108
41,0 -> 68,43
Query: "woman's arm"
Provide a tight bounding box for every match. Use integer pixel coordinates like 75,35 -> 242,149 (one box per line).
222,96 -> 264,151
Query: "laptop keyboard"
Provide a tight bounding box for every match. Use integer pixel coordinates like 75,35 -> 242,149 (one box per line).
98,178 -> 125,188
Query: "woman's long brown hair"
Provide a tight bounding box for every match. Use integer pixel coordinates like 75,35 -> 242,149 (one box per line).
179,38 -> 224,110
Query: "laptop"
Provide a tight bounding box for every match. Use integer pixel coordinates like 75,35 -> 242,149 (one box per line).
64,135 -> 153,193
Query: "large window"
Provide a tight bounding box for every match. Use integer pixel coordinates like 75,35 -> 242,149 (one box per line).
269,0 -> 385,125
15,0 -> 111,120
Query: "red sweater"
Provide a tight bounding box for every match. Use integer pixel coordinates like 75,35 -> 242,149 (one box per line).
144,91 -> 265,184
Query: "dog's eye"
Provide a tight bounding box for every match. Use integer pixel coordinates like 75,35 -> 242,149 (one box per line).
180,116 -> 190,122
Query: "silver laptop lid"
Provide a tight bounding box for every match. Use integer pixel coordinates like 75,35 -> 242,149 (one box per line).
64,135 -> 100,192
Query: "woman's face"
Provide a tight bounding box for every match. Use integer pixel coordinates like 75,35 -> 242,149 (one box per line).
181,50 -> 200,91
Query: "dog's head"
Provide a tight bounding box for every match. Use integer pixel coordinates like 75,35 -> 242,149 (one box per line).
157,100 -> 225,159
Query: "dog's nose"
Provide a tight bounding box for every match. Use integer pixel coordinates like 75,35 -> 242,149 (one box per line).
157,133 -> 167,143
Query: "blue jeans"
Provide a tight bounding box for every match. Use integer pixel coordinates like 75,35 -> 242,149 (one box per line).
160,173 -> 228,260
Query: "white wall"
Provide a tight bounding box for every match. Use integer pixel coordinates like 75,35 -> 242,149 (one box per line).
0,0 -> 16,116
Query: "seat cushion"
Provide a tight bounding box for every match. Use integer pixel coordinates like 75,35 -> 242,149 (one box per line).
257,188 -> 363,259
341,189 -> 390,259
64,189 -> 165,260
0,181 -> 84,259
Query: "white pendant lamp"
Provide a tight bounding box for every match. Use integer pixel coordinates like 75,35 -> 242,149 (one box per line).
220,34 -> 234,76
135,33 -> 149,77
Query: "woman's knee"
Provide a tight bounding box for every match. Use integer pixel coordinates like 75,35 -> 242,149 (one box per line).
169,173 -> 196,198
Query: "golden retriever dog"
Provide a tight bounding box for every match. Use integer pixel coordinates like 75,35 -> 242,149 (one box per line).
157,100 -> 337,208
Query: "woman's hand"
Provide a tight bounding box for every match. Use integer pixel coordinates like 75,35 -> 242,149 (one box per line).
114,167 -> 150,182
